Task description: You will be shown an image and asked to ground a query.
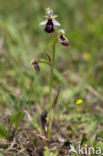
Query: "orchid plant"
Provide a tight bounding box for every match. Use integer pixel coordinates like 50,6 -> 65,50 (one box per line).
31,8 -> 70,140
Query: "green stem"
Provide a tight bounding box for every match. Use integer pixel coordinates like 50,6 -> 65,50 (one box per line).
39,59 -> 51,66
47,36 -> 57,139
49,43 -> 55,104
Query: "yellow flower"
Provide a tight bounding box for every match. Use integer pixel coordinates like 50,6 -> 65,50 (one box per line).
76,99 -> 83,105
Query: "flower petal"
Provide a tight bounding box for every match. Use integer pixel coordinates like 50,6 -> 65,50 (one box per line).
58,29 -> 65,35
52,19 -> 60,26
46,8 -> 54,16
40,20 -> 48,25
48,9 -> 54,16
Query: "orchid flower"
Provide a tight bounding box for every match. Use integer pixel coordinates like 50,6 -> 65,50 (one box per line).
40,8 -> 60,33
58,29 -> 70,46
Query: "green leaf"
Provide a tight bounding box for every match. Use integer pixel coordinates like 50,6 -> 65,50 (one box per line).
44,146 -> 50,156
16,96 -> 26,111
95,141 -> 103,152
8,94 -> 16,102
7,94 -> 17,111
11,111 -> 25,129
67,125 -> 78,135
0,125 -> 8,138
44,146 -> 58,156
85,121 -> 97,132
0,148 -> 4,156
18,96 -> 25,108
30,117 -> 41,131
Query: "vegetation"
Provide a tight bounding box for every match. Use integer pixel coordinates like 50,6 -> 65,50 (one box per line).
0,0 -> 103,155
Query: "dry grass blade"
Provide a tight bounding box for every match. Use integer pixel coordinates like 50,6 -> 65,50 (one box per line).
41,111 -> 48,136
52,86 -> 61,109
46,51 -> 51,62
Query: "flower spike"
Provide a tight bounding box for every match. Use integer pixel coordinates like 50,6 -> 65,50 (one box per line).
40,8 -> 60,33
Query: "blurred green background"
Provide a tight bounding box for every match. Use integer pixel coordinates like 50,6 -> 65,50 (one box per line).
0,0 -> 103,111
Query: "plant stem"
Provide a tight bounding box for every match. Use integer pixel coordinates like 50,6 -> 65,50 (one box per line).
47,36 -> 57,139
39,59 -> 51,66
49,42 -> 55,104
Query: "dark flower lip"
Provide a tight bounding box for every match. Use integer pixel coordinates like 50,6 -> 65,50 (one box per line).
59,35 -> 66,41
45,28 -> 55,33
31,59 -> 40,72
34,63 -> 40,72
45,19 -> 55,33
61,41 -> 70,47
